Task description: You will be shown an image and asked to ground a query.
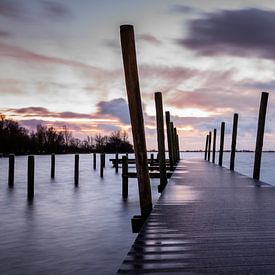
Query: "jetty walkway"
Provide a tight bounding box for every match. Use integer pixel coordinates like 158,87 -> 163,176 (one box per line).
118,159 -> 275,274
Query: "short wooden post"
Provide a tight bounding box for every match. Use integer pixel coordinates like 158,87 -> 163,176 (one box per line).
174,127 -> 178,163
115,153 -> 119,173
253,92 -> 269,180
207,131 -> 211,161
27,155 -> 34,200
165,111 -> 174,171
230,113 -> 238,171
100,153 -> 104,178
93,153 -> 96,170
150,153 -> 154,166
219,122 -> 225,166
122,156 -> 128,198
170,122 -> 177,165
8,154 -> 15,187
74,154 -> 79,185
204,135 -> 209,160
120,25 -> 152,231
51,153 -> 55,179
212,129 -> 216,163
176,133 -> 180,160
155,92 -> 167,192
102,153 -> 105,168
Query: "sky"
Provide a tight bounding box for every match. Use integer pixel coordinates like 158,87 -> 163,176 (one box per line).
1,0 -> 275,150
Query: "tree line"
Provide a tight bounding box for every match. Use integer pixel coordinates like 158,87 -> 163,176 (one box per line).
0,115 -> 133,155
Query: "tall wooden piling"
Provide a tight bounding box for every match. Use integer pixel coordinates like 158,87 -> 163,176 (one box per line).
93,153 -> 96,170
51,153 -> 55,179
174,127 -> 178,163
102,153 -> 105,168
8,154 -> 15,187
230,113 -> 238,171
122,156 -> 128,198
170,122 -> 177,165
207,131 -> 212,161
212,129 -> 216,163
74,154 -> 79,185
120,24 -> 152,223
155,92 -> 167,192
253,92 -> 269,180
219,122 -> 225,166
176,133 -> 180,160
150,153 -> 154,166
115,153 -> 119,173
165,111 -> 174,171
204,135 -> 209,160
100,153 -> 104,178
27,155 -> 34,200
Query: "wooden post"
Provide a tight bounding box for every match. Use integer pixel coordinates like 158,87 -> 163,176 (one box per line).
8,154 -> 15,187
253,92 -> 269,180
100,153 -> 104,178
51,153 -> 55,179
122,156 -> 128,198
212,129 -> 216,163
176,133 -> 180,160
150,153 -> 154,166
230,113 -> 238,171
120,25 -> 152,226
93,153 -> 96,170
74,154 -> 79,185
115,153 -> 119,173
102,153 -> 105,168
27,155 -> 34,200
174,127 -> 178,163
219,122 -> 225,166
155,92 -> 167,193
204,135 -> 209,160
207,131 -> 211,161
170,122 -> 176,165
165,111 -> 174,171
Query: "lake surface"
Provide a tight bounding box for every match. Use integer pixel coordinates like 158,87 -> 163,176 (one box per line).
0,152 -> 274,274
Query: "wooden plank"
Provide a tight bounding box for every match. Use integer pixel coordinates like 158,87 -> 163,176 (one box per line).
118,159 -> 275,274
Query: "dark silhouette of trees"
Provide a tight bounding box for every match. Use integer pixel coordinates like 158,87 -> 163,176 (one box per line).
0,115 -> 133,155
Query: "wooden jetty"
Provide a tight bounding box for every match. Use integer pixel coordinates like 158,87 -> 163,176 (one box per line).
118,159 -> 275,274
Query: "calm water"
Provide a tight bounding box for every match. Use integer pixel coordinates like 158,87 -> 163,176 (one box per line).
0,152 -> 274,274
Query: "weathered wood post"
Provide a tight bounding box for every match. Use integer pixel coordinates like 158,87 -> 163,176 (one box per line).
174,127 -> 178,163
207,131 -> 212,161
230,113 -> 238,171
122,156 -> 128,198
115,153 -> 119,173
27,155 -> 34,200
219,122 -> 225,166
170,122 -> 177,165
100,153 -> 104,178
93,153 -> 96,170
150,153 -> 154,166
102,153 -> 105,168
8,154 -> 15,187
120,24 -> 152,232
212,129 -> 216,163
74,154 -> 79,185
176,133 -> 180,160
51,153 -> 55,179
253,92 -> 269,180
204,135 -> 209,160
165,111 -> 174,171
155,92 -> 167,193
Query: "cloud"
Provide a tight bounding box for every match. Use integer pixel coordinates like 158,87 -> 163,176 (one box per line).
0,0 -> 24,19
41,1 -> 72,20
178,8 -> 275,59
169,4 -> 197,14
137,34 -> 161,45
96,98 -> 130,124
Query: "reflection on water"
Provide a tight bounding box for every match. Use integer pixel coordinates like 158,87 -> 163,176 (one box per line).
0,152 -> 274,274
0,153 -> 160,275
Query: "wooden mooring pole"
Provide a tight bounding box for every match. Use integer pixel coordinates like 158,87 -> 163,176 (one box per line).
100,153 -> 104,178
8,154 -> 15,187
115,153 -> 119,173
212,128 -> 216,164
122,156 -> 128,198
207,131 -> 211,161
219,122 -> 225,166
51,153 -> 55,179
170,122 -> 176,165
176,133 -> 180,160
93,153 -> 96,170
230,113 -> 238,171
74,154 -> 79,185
27,155 -> 34,200
204,135 -> 209,161
155,92 -> 167,193
253,92 -> 269,180
165,111 -> 174,171
120,24 -> 152,232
